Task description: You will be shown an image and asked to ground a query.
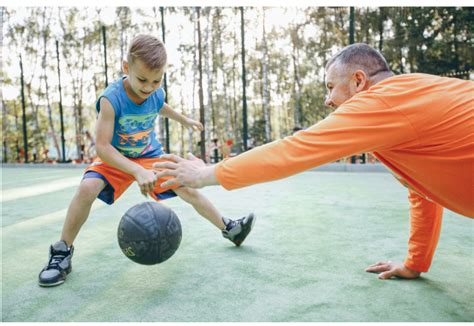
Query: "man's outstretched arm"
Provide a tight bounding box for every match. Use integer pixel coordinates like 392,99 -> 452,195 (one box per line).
154,153 -> 219,188
154,97 -> 414,191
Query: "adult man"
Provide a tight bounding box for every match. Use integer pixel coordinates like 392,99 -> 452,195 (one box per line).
154,43 -> 473,280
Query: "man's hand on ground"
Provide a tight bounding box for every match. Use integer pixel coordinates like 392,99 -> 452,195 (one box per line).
365,260 -> 421,280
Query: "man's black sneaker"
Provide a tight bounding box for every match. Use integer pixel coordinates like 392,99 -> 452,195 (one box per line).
38,240 -> 74,287
222,213 -> 256,246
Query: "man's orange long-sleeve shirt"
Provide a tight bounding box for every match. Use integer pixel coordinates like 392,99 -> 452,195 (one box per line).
215,73 -> 473,272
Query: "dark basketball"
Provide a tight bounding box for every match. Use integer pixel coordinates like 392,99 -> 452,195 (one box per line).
117,202 -> 182,265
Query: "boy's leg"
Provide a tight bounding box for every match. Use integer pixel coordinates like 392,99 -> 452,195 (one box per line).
146,157 -> 256,245
38,178 -> 106,287
61,178 -> 106,246
173,187 -> 255,246
173,187 -> 225,229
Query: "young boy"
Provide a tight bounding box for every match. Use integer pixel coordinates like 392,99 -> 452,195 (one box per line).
38,35 -> 255,287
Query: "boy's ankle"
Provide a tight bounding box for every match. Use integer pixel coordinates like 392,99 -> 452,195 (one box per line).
222,217 -> 233,230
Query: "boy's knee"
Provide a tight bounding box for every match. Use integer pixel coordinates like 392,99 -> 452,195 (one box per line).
76,178 -> 105,202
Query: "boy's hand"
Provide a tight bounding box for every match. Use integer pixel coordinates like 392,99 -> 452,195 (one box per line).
365,260 -> 421,280
133,168 -> 158,197
184,118 -> 204,132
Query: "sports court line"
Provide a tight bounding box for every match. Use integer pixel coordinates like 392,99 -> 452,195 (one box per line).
0,176 -> 82,203
1,174 -> 75,188
2,200 -> 106,233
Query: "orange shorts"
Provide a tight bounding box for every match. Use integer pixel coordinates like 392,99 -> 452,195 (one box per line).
83,157 -> 179,205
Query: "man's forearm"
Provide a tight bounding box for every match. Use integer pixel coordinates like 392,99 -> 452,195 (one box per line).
199,165 -> 220,187
404,189 -> 444,272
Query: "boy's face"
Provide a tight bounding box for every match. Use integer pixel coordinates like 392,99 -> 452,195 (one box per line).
123,59 -> 165,100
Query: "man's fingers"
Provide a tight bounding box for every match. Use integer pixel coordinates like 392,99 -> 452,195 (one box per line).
366,260 -> 392,270
154,170 -> 177,179
365,264 -> 390,273
367,261 -> 387,268
365,262 -> 384,271
152,161 -> 179,170
160,179 -> 179,188
187,152 -> 198,161
153,162 -> 167,169
379,271 -> 395,280
153,162 -> 179,171
367,261 -> 419,280
158,154 -> 185,163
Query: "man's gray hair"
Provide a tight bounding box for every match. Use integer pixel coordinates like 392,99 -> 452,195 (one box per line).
326,43 -> 391,77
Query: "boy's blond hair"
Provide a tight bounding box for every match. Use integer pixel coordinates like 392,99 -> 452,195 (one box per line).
127,34 -> 167,70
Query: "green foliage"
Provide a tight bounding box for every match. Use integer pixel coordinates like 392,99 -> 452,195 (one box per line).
3,7 -> 472,162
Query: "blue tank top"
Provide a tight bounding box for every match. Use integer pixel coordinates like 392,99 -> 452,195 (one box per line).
96,77 -> 165,158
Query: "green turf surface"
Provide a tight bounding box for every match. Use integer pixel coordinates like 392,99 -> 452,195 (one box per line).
1,168 -> 77,190
2,167 -> 473,322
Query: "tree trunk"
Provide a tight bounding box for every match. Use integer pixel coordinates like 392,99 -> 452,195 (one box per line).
153,7 -> 166,148
71,77 -> 82,161
13,102 -> 21,161
452,9 -> 460,72
77,34 -> 87,161
240,7 -> 248,151
2,100 -> 7,162
204,10 -> 213,150
394,8 -> 405,74
0,8 -> 6,162
118,7 -> 131,75
211,10 -> 219,141
378,7 -> 385,51
340,8 -> 348,41
119,8 -> 125,69
291,27 -> 303,128
23,49 -> 41,161
26,84 -> 44,161
196,7 -> 206,161
216,8 -> 232,141
261,8 -> 271,142
41,9 -> 61,160
68,52 -> 85,162
364,8 -> 370,42
189,8 -> 198,154
179,75 -> 186,157
232,12 -> 239,146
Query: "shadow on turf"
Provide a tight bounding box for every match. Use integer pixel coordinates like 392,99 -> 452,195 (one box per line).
222,245 -> 259,254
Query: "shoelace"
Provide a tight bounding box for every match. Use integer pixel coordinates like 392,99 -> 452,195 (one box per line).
235,216 -> 247,224
46,254 -> 66,270
225,220 -> 238,231
224,216 -> 247,231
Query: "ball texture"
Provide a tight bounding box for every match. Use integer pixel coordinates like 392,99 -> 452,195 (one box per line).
117,202 -> 182,265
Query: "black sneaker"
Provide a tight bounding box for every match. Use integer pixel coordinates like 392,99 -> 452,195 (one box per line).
222,213 -> 256,246
38,240 -> 74,287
